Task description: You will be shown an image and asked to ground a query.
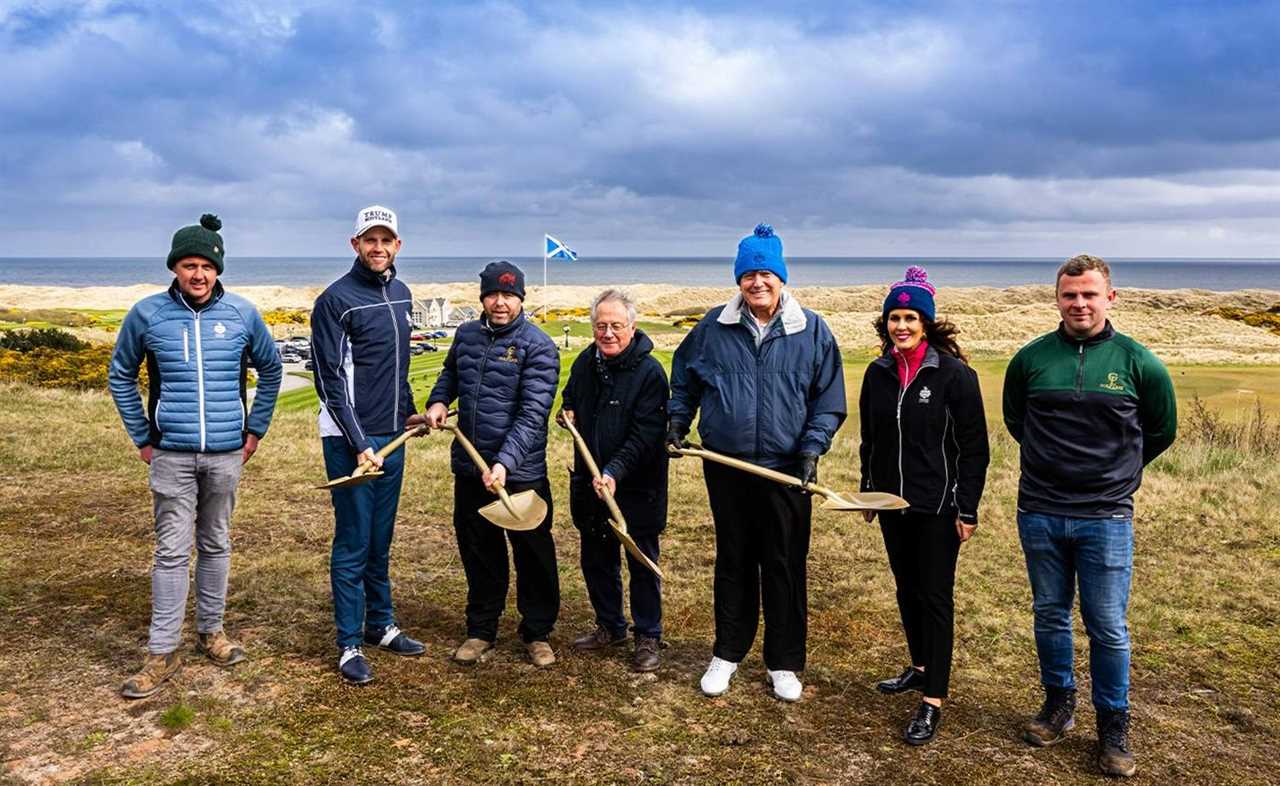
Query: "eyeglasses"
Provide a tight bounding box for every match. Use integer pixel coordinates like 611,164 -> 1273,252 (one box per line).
593,322 -> 631,335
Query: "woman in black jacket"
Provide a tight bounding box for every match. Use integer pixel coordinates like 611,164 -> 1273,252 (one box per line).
858,266 -> 990,745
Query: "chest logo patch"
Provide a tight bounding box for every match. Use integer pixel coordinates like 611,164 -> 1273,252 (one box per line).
213,322 -> 226,337
918,386 -> 932,404
499,345 -> 519,363
1100,372 -> 1125,392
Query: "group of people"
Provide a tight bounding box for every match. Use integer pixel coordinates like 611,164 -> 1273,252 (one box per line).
108,207 -> 1177,778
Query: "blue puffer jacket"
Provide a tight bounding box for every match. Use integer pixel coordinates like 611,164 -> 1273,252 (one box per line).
669,292 -> 846,468
427,311 -> 560,482
109,281 -> 282,452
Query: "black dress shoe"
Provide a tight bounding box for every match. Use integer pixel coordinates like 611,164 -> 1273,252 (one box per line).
904,702 -> 941,745
365,625 -> 426,656
877,666 -> 926,694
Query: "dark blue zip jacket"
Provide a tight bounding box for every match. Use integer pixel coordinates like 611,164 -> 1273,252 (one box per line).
310,260 -> 415,454
427,310 -> 560,482
669,292 -> 846,469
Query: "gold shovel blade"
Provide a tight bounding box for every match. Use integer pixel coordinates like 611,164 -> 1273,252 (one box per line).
819,490 -> 909,512
316,470 -> 386,490
607,519 -> 665,580
478,489 -> 547,531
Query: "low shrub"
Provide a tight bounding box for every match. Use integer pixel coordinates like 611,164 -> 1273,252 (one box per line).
0,345 -> 114,390
0,327 -> 88,352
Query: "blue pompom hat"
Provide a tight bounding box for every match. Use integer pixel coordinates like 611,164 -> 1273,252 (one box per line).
734,223 -> 787,284
882,266 -> 937,322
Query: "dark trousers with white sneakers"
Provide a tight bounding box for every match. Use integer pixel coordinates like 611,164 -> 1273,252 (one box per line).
704,461 -> 812,672
879,509 -> 961,699
453,475 -> 560,644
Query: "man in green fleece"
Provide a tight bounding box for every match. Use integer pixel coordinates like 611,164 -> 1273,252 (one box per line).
1003,254 -> 1176,778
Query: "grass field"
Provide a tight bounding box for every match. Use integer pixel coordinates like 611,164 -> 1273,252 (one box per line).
1,356 -> 1278,784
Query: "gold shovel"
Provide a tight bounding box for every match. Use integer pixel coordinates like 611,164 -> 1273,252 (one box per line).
316,424 -> 428,490
561,418 -> 665,580
671,443 -> 909,512
439,422 -> 547,532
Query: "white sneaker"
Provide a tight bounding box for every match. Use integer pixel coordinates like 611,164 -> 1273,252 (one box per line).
700,656 -> 739,697
767,669 -> 803,702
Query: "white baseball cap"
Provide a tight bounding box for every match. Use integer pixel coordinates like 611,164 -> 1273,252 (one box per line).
354,205 -> 398,238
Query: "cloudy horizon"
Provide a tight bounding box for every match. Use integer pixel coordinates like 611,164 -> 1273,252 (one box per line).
2,0 -> 1278,259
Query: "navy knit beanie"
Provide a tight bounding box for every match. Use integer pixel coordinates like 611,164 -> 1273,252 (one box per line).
479,260 -> 526,300
167,214 -> 225,273
734,223 -> 787,284
883,266 -> 937,322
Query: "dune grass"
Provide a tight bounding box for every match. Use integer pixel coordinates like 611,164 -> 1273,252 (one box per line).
0,363 -> 1277,784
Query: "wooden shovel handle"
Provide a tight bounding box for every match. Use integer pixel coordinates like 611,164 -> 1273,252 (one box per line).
561,419 -> 628,530
439,422 -> 518,510
350,423 -> 429,477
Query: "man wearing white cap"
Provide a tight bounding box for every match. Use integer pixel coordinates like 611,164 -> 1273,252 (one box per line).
311,205 -> 425,684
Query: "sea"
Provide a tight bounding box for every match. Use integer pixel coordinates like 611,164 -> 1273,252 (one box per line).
3,256 -> 1280,291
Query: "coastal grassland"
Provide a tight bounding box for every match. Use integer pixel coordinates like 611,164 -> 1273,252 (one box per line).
1,363 -> 1278,785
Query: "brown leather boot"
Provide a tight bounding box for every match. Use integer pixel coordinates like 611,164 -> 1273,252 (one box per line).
632,635 -> 660,673
571,626 -> 627,651
120,652 -> 182,699
196,630 -> 247,667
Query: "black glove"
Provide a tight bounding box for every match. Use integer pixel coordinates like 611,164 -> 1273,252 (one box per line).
798,452 -> 819,489
665,421 -> 690,455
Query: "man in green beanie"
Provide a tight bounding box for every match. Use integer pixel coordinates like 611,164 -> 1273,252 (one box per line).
109,213 -> 282,699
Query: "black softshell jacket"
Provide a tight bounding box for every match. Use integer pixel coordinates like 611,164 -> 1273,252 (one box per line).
858,346 -> 991,524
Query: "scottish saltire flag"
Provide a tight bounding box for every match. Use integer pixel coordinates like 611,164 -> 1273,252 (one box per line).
545,234 -> 577,261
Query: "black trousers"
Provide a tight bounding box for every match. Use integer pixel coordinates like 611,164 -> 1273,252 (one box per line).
577,518 -> 663,638
704,461 -> 812,671
879,510 -> 961,698
453,475 -> 560,643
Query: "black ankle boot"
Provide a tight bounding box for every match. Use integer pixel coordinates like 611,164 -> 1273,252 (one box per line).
904,702 -> 941,745
877,666 -> 926,694
1097,709 -> 1137,777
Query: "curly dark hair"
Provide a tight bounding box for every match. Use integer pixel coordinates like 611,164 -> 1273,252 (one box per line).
873,314 -> 969,364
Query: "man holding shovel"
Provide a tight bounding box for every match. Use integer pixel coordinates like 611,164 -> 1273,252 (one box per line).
412,261 -> 562,667
557,289 -> 669,673
1003,255 -> 1176,777
669,224 -> 846,702
109,213 -> 282,698
311,205 -> 426,685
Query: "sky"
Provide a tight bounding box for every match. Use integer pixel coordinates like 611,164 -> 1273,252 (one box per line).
1,0 -> 1278,258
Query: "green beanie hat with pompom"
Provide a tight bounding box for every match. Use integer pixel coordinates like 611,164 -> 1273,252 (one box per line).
167,214 -> 225,273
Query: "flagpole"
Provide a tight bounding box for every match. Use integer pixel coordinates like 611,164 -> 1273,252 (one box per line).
542,235 -> 548,323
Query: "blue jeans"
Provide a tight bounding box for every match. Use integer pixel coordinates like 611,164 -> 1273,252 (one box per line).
1017,512 -> 1134,712
324,435 -> 406,649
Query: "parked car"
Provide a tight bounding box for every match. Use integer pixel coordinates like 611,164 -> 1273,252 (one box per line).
409,343 -> 427,356
281,351 -> 303,364
304,359 -> 314,371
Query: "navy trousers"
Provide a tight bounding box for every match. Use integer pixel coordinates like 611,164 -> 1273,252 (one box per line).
575,513 -> 662,639
324,434 -> 405,650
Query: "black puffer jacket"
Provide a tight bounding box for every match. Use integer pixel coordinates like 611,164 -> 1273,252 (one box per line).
560,330 -> 669,535
858,345 -> 990,524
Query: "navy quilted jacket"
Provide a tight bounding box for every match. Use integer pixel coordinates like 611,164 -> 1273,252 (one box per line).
109,281 -> 282,452
427,311 -> 560,482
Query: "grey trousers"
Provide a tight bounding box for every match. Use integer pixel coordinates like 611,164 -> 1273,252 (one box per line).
147,448 -> 243,654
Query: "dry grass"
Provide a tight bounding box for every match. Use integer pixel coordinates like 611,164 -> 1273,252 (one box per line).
1,369 -> 1278,785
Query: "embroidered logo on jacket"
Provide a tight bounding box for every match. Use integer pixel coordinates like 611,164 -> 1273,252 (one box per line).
1100,372 -> 1125,392
213,322 -> 226,337
499,345 -> 519,363
918,386 -> 932,404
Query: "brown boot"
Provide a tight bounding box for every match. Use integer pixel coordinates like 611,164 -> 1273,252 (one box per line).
526,640 -> 556,668
196,630 -> 247,667
631,635 -> 660,673
121,652 -> 182,699
1097,710 -> 1137,777
452,638 -> 494,665
571,625 -> 627,651
1023,686 -> 1076,747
